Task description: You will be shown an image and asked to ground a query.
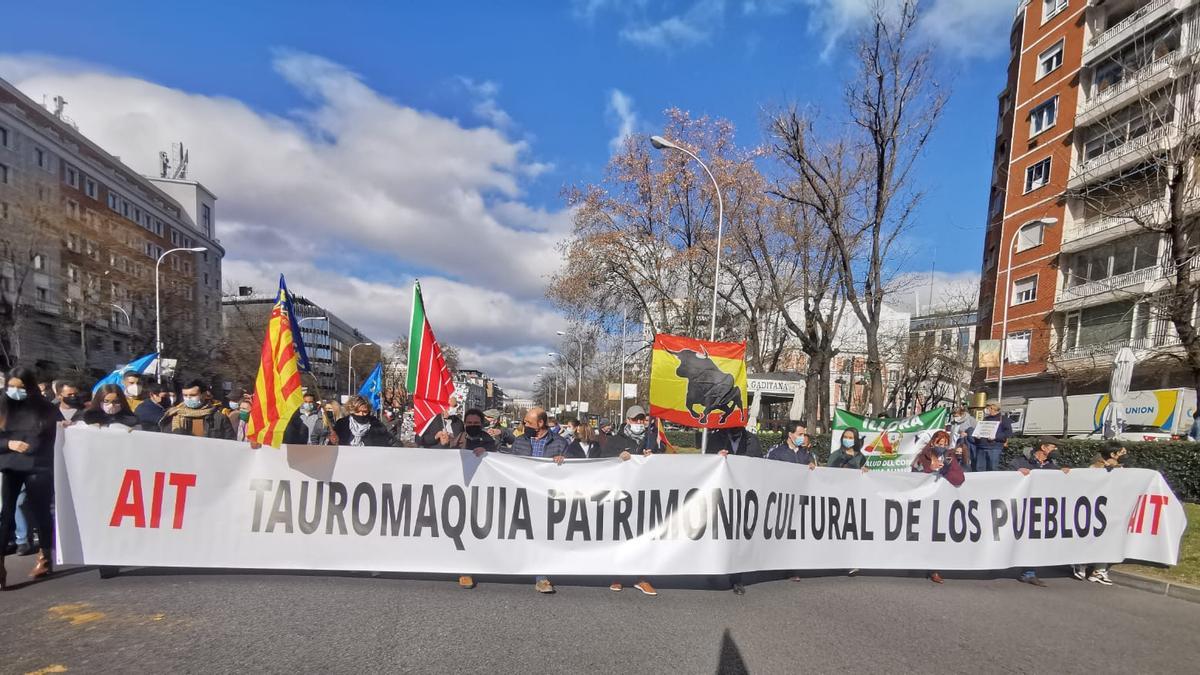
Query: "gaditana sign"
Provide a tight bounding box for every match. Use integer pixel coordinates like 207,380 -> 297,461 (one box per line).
831,408 -> 948,471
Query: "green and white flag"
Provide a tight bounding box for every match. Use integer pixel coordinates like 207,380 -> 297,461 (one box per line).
831,408 -> 948,471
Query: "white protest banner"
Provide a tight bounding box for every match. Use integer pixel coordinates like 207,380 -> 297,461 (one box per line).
55,427 -> 1186,575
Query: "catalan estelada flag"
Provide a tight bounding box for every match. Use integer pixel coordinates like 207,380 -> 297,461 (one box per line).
246,275 -> 306,448
406,281 -> 454,437
649,334 -> 748,429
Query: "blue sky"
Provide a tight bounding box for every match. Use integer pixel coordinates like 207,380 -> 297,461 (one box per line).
1,0 -> 1016,391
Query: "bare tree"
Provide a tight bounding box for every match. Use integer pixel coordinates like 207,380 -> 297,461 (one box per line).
831,1 -> 945,413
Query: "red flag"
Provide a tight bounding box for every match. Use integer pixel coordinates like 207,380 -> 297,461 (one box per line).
406,281 -> 454,437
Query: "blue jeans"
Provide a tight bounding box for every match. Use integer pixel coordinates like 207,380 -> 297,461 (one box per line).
14,485 -> 29,544
974,445 -> 1002,472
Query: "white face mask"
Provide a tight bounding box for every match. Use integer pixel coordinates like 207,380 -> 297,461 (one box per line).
629,423 -> 646,434
125,384 -> 140,398
102,402 -> 121,415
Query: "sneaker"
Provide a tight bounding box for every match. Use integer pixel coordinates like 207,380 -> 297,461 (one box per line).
848,568 -> 860,577
1088,570 -> 1113,586
732,583 -> 746,595
634,580 -> 658,596
929,572 -> 944,584
16,542 -> 34,556
1071,565 -> 1087,581
609,582 -> 623,592
1019,574 -> 1048,587
458,575 -> 475,589
535,579 -> 555,594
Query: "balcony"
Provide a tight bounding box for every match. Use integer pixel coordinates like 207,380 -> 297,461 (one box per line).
1055,334 -> 1182,364
1068,126 -> 1174,190
1063,195 -> 1200,253
1083,0 -> 1176,67
1056,253 -> 1200,310
1076,50 -> 1186,127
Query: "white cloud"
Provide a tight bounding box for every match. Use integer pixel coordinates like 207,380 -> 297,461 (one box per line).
457,76 -> 515,129
889,271 -> 981,316
617,0 -> 726,50
741,0 -> 1013,58
605,89 -> 640,154
1,51 -> 573,393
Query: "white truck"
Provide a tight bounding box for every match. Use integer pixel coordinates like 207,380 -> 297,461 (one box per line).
1016,388 -> 1196,441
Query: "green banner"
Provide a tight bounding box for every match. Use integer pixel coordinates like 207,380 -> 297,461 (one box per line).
830,408 -> 948,472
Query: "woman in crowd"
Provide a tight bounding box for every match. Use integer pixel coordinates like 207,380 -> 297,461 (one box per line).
439,408 -> 497,590
911,430 -> 966,584
565,421 -> 604,459
0,367 -> 62,589
230,396 -> 253,442
79,383 -> 138,579
81,384 -> 141,428
828,427 -> 868,471
332,396 -> 393,447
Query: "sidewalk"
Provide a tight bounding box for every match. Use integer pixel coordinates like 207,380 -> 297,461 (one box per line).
1110,568 -> 1200,604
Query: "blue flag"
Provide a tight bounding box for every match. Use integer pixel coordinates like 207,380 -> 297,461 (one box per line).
92,351 -> 158,394
358,363 -> 383,410
280,275 -> 312,373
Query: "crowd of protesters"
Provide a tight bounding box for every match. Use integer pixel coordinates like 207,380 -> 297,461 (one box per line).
0,368 -> 1134,594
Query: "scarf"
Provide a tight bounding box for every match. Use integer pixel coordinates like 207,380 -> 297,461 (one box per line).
622,424 -> 646,445
348,416 -> 371,446
166,403 -> 215,433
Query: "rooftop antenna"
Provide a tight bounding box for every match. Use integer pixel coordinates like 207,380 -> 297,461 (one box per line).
158,142 -> 189,179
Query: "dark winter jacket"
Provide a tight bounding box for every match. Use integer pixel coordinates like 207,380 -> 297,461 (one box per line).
974,413 -> 1013,453
704,429 -> 763,457
827,448 -> 868,469
333,415 -> 395,447
766,442 -> 816,465
160,405 -> 237,440
0,399 -> 62,471
80,409 -> 141,428
419,414 -> 463,448
1009,452 -> 1063,472
135,399 -> 166,432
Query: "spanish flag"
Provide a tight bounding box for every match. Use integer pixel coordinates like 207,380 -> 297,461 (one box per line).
649,334 -> 748,429
246,275 -> 306,448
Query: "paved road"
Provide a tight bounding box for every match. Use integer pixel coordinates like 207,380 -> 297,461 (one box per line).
1,556 -> 1198,674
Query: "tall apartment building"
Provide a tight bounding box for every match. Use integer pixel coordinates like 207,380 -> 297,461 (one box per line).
221,288 -> 380,397
0,76 -> 224,383
978,0 -> 1200,403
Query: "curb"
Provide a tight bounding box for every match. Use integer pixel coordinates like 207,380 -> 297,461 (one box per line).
1109,570 -> 1200,604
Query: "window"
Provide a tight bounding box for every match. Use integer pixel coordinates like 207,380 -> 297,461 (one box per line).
67,264 -> 80,282
37,287 -> 48,302
1038,40 -> 1065,79
0,125 -> 7,147
65,165 -> 79,188
34,147 -> 48,170
0,163 -> 9,184
1042,0 -> 1067,22
107,192 -> 120,211
68,233 -> 80,252
1024,158 -> 1051,192
32,254 -> 45,271
1013,275 -> 1038,305
0,202 -> 8,222
65,199 -> 80,219
1029,97 -> 1058,136
1016,220 -> 1046,252
84,178 -> 97,199
1132,301 -> 1152,341
201,204 -> 212,233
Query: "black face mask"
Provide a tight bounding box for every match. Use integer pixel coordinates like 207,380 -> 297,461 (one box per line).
352,414 -> 372,423
728,428 -> 743,439
62,395 -> 83,409
524,425 -> 540,437
465,425 -> 484,436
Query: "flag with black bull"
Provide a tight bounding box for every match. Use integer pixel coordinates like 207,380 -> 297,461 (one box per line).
649,334 -> 748,429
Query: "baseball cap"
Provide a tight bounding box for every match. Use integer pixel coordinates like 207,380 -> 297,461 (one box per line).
483,409 -> 501,418
626,405 -> 647,420
1035,436 -> 1059,448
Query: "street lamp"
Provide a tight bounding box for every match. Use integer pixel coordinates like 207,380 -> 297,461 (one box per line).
557,330 -> 585,418
155,246 -> 207,383
547,352 -> 561,408
109,303 -> 130,328
651,134 -> 724,452
995,218 -> 1058,404
347,342 -> 373,394
298,315 -> 327,326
